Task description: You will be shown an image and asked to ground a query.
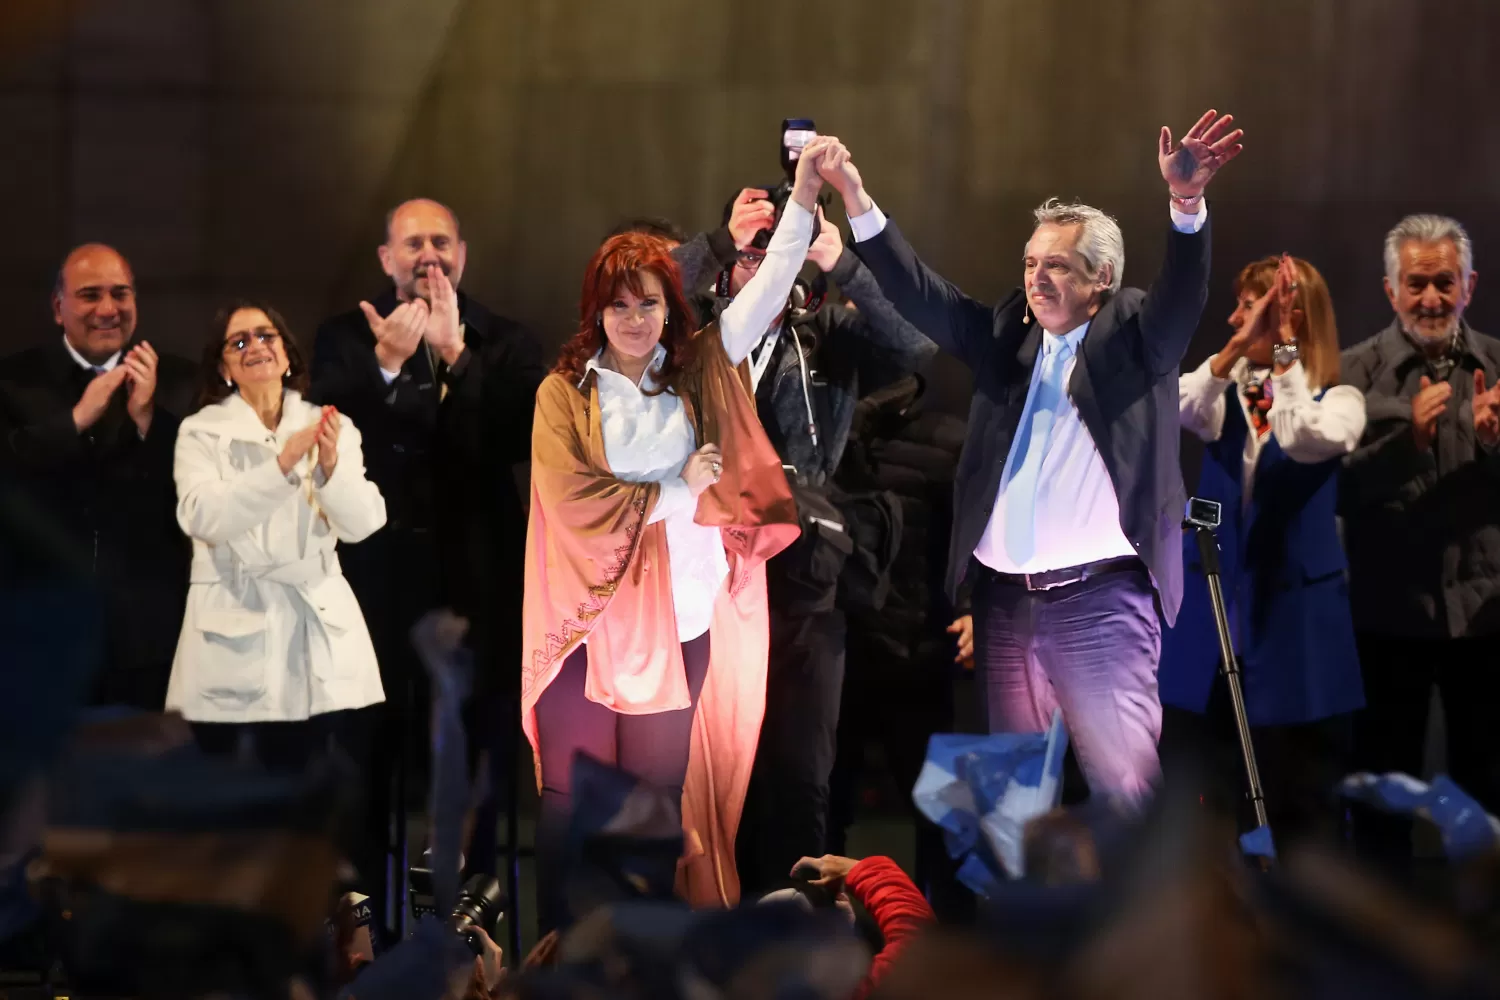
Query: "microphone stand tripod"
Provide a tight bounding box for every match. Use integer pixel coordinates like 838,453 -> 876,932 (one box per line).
1188,519 -> 1272,853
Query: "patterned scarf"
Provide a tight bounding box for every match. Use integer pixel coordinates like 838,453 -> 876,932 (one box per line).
1243,367 -> 1274,437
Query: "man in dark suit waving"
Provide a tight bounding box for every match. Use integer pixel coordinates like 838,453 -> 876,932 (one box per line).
826,111 -> 1244,805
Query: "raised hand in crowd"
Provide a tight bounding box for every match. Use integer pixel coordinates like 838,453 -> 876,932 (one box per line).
816,137 -> 870,216
424,263 -> 466,366
1412,375 -> 1452,451
121,340 -> 159,436
1158,109 -> 1244,207
680,442 -> 723,497
806,206 -> 843,273
70,364 -> 129,433
727,187 -> 777,250
791,853 -> 859,890
947,615 -> 975,671
1268,253 -> 1305,374
1473,370 -> 1500,446
461,927 -> 506,1000
316,406 -> 341,479
361,296 -> 429,373
278,405 -> 333,475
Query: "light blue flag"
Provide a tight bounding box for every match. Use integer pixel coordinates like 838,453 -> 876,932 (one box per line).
913,710 -> 1069,894
1339,771 -> 1500,862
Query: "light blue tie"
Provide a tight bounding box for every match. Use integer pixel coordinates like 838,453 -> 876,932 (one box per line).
1004,336 -> 1074,564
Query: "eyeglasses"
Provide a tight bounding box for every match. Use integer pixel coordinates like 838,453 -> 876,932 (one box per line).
223,329 -> 280,354
735,251 -> 767,271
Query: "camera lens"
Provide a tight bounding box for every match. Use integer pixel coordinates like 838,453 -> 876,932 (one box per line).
450,874 -> 506,939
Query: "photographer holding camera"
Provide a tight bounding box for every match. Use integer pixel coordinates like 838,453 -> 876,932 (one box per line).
670,122 -> 938,896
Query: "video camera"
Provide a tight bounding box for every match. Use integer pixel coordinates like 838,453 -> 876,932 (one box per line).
409,863 -> 506,957
718,118 -> 830,321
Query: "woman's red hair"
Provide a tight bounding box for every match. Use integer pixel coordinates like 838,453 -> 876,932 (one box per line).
553,233 -> 698,394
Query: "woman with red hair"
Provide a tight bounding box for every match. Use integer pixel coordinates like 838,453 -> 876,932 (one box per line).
523,136 -> 847,929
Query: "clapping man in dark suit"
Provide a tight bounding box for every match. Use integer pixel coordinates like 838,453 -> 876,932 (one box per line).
311,199 -> 546,940
0,244 -> 194,710
825,111 -> 1244,806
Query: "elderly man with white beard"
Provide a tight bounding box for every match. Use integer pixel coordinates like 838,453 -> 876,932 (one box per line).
1341,213 -> 1500,873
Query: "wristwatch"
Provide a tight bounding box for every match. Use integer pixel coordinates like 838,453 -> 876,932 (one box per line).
1272,342 -> 1300,368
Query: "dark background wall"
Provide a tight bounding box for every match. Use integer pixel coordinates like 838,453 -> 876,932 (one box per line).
4,0 -> 1498,430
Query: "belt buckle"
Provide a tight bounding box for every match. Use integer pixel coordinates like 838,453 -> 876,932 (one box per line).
1024,569 -> 1081,592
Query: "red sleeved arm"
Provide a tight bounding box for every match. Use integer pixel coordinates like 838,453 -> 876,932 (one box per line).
846,856 -> 935,998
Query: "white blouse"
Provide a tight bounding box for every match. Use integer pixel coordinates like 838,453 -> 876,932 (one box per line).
584,200 -> 816,641
1179,355 -> 1367,511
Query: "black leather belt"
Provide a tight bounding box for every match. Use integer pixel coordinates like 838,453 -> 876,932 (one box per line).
982,556 -> 1144,592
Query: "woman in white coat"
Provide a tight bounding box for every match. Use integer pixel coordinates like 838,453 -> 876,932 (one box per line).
166,301 -> 386,773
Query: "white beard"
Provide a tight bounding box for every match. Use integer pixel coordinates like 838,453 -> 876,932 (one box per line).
1402,312 -> 1461,346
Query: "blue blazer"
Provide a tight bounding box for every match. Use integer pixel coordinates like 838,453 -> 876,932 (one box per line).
852,218 -> 1210,623
1159,385 -> 1364,725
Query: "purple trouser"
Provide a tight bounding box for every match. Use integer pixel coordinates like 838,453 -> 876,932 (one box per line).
972,563 -> 1162,805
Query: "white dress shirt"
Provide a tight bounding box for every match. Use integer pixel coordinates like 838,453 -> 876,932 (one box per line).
973,319 -> 1137,573
584,200 -> 816,641
63,335 -> 120,372
1179,355 -> 1367,511
848,198 -> 1206,574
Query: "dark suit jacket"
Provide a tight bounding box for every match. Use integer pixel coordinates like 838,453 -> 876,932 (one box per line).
0,338 -> 195,707
851,217 -> 1210,624
310,290 -> 547,685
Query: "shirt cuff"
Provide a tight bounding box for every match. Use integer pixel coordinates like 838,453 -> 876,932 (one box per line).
648,476 -> 697,525
848,202 -> 889,243
379,366 -> 400,384
1197,354 -> 1235,389
828,247 -> 861,286
444,346 -> 471,383
1169,201 -> 1208,234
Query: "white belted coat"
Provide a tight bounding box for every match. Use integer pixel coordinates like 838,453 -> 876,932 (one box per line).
165,390 -> 387,722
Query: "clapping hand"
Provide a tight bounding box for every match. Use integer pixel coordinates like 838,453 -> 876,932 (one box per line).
1473,370 -> 1500,447
423,264 -> 465,366
316,406 -> 341,480
71,365 -> 130,433
1411,375 -> 1452,451
1272,254 -> 1303,344
1159,109 -> 1244,201
278,405 -> 335,476
361,298 -> 428,374
1211,290 -> 1276,380
121,340 -> 159,435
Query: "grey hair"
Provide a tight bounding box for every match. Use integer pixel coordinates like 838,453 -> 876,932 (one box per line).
1032,199 -> 1125,294
1383,213 -> 1473,287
